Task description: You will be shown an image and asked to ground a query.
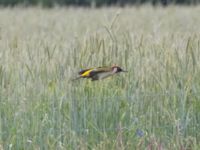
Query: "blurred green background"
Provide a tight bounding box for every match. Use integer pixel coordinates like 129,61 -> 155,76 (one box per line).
0,0 -> 199,7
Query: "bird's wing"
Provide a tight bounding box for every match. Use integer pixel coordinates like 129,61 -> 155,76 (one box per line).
79,67 -> 111,78
79,68 -> 95,77
78,68 -> 93,75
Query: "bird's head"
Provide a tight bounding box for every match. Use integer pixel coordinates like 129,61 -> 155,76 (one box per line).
112,65 -> 127,73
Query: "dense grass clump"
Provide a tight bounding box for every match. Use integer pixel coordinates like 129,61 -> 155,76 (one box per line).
0,6 -> 200,149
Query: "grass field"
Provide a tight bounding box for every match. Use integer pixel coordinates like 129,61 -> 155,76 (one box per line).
0,5 -> 200,149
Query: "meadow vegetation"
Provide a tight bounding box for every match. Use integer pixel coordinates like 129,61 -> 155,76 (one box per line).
0,6 -> 200,149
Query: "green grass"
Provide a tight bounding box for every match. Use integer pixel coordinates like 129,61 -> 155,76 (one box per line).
0,5 -> 200,149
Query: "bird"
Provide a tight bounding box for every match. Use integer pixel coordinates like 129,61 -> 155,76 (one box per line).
73,65 -> 127,81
